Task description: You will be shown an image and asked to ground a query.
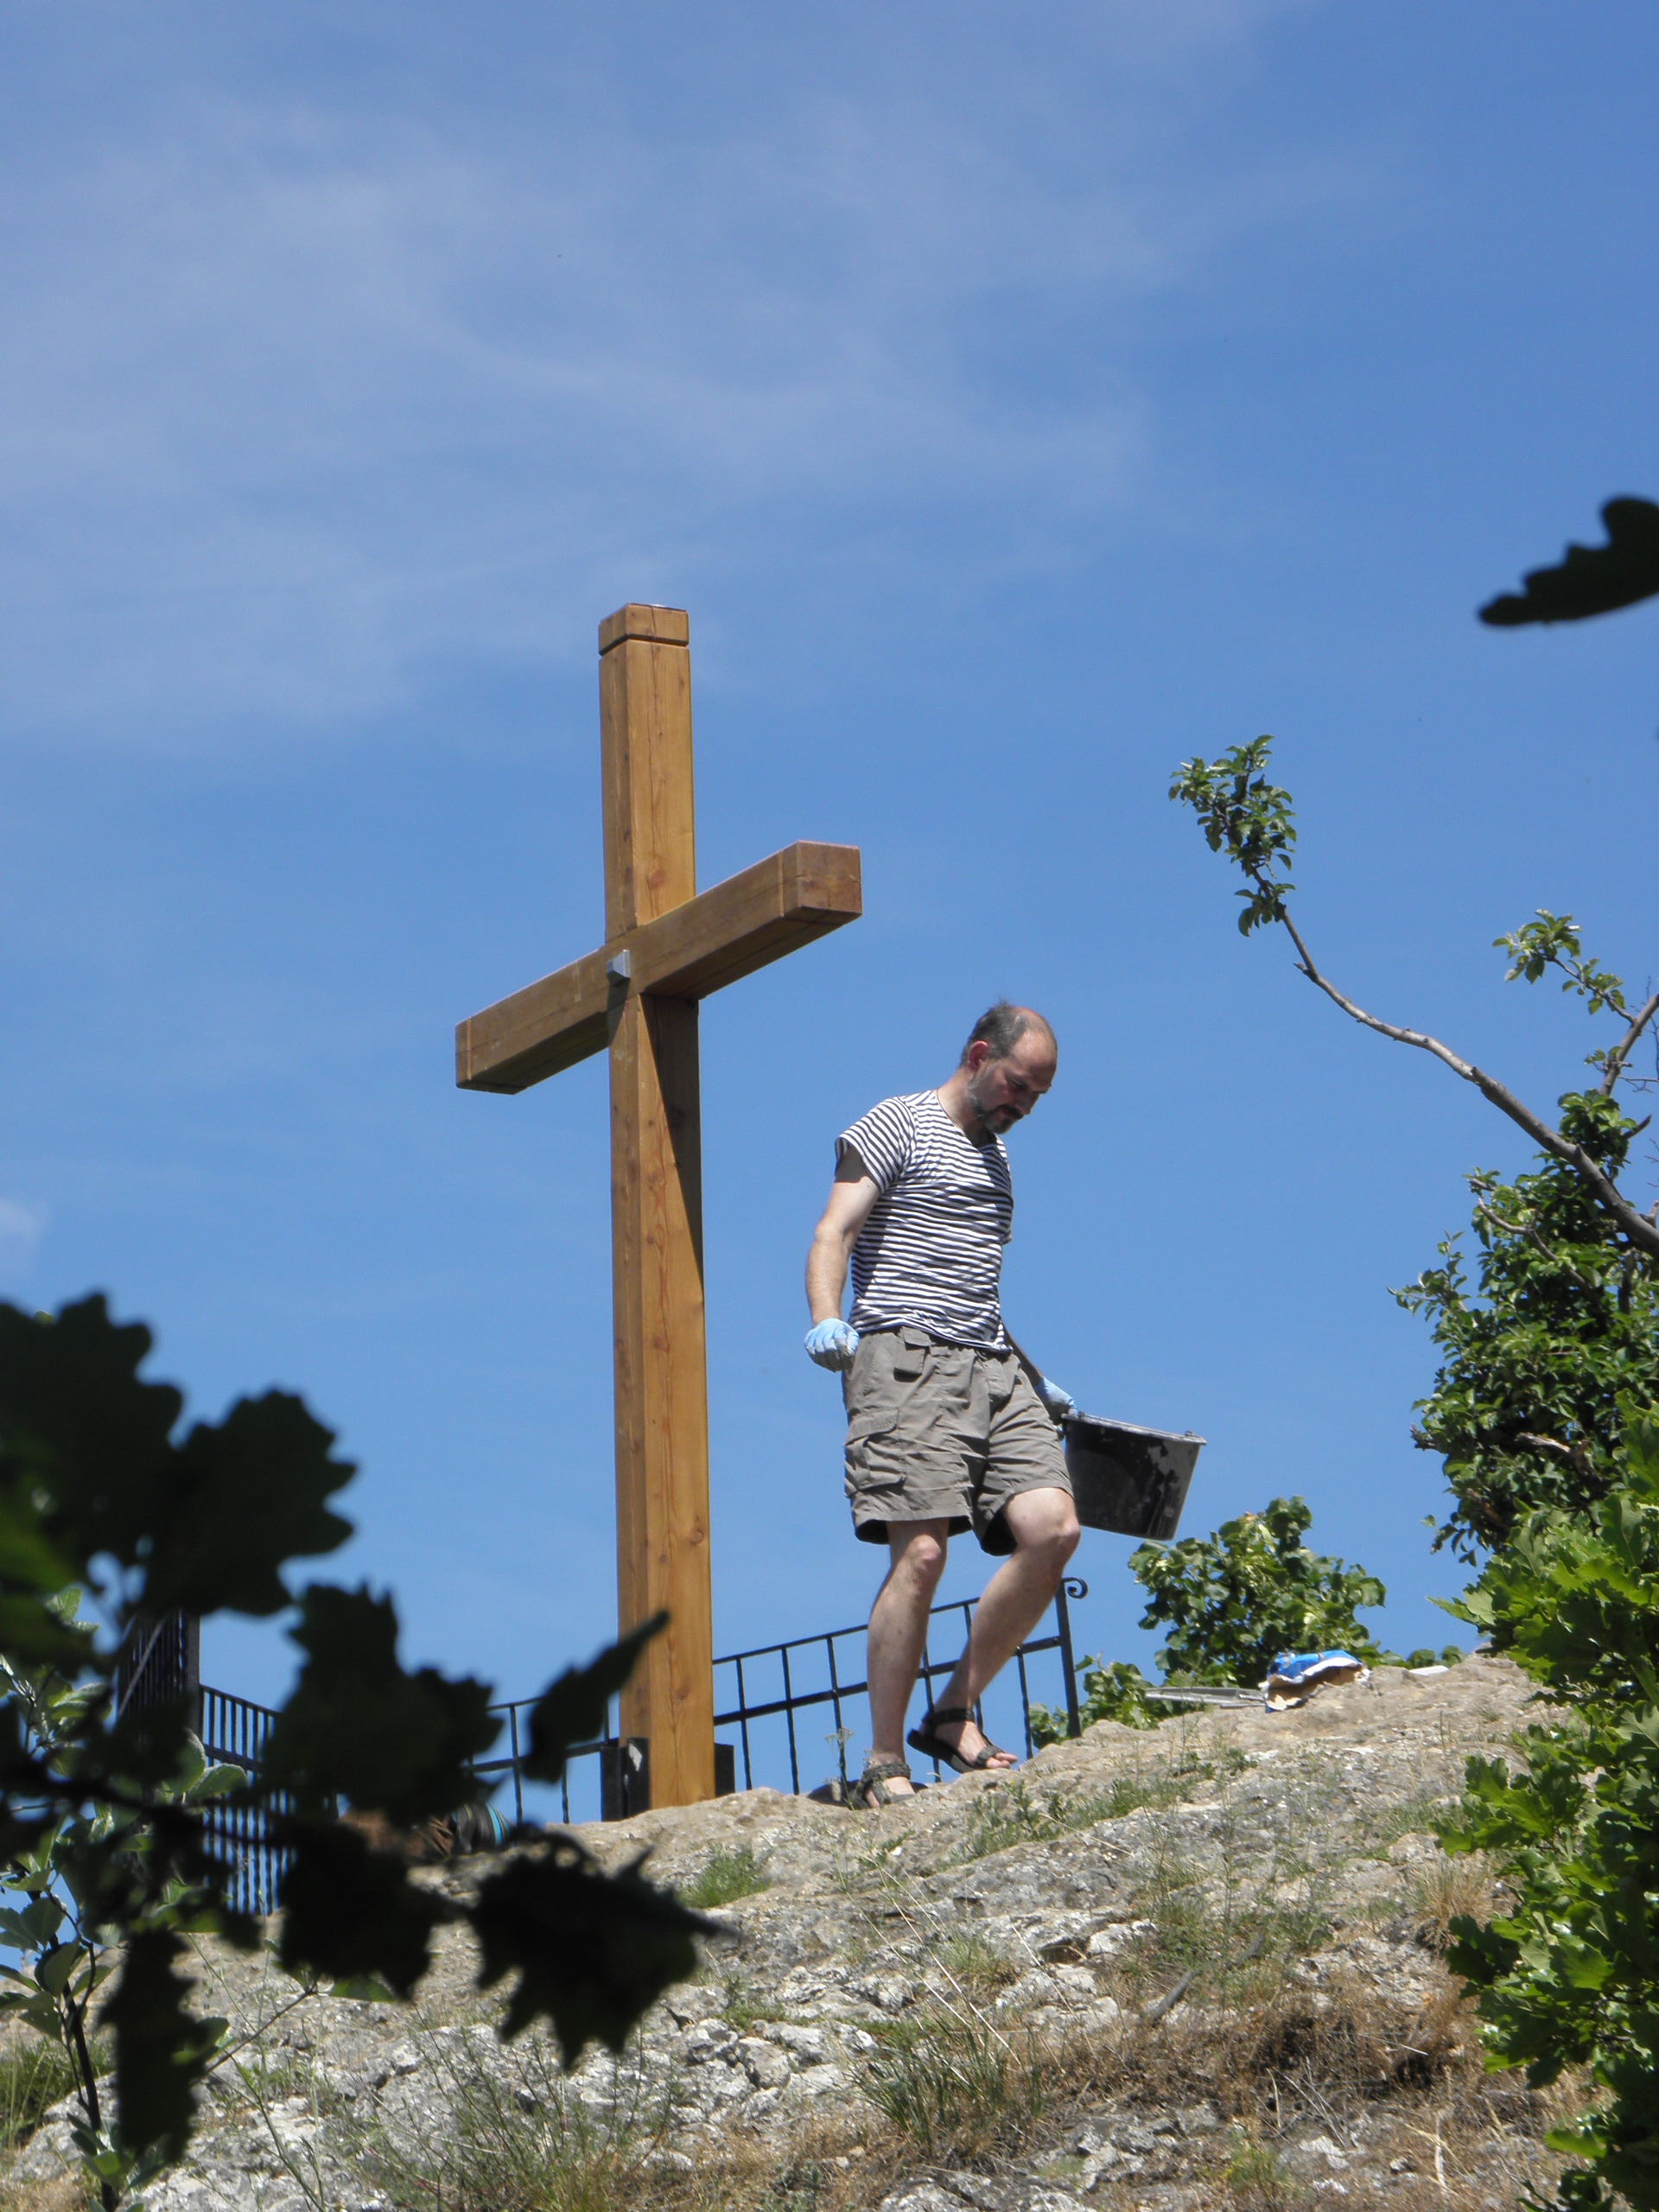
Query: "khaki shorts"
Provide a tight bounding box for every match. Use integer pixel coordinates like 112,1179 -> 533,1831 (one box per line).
842,1325 -> 1072,1554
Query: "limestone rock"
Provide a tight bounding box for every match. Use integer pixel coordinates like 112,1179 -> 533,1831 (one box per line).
0,1654 -> 1577,2211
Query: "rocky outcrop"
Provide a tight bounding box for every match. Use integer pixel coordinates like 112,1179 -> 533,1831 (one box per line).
3,1656 -> 1580,2211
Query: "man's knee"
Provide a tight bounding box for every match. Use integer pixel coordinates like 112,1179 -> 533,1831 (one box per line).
1006,1487 -> 1081,1567
891,1524 -> 949,1587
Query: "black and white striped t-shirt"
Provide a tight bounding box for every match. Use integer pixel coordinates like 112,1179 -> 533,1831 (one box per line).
837,1090 -> 1013,1349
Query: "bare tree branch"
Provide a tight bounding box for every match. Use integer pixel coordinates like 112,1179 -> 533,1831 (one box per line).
1600,990 -> 1659,1096
1259,877 -> 1659,1262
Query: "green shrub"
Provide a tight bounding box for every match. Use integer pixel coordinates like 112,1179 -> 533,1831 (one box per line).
1397,1093 -> 1658,1560
1128,1497 -> 1385,1688
1436,1402 -> 1659,2211
1033,1499 -> 1390,1732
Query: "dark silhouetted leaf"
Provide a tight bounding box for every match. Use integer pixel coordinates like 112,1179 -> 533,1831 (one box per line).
260,1585 -> 497,1825
470,1837 -> 708,2058
1481,496 -> 1659,626
276,1820 -> 449,1994
103,1929 -> 220,2164
522,1613 -> 665,1784
0,1297 -> 353,1626
0,1297 -> 180,1574
0,1294 -> 718,2193
143,1393 -> 355,1619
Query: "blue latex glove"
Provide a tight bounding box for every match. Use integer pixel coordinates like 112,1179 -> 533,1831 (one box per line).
805,1319 -> 860,1371
1035,1373 -> 1074,1420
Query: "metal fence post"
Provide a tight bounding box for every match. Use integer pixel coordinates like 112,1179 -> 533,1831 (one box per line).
1055,1576 -> 1084,1738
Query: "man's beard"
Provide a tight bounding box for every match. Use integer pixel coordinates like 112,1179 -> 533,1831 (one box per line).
965,1072 -> 1013,1134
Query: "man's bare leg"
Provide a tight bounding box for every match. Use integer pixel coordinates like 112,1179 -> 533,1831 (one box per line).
928,1487 -> 1080,1769
863,1521 -> 950,1798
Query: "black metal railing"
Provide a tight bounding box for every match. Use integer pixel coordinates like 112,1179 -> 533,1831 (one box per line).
713,1576 -> 1085,1796
111,1618 -> 292,1916
110,1579 -> 1088,1899
474,1579 -> 1084,1821
114,1611 -> 200,1723
199,1685 -> 292,1916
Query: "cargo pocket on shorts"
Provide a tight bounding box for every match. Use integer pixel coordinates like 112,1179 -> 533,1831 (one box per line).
891,1325 -> 931,1381
845,1408 -> 898,1466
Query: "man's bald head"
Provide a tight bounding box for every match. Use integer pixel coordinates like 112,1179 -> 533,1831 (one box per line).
951,1001 -> 1058,1137
958,1001 -> 1058,1070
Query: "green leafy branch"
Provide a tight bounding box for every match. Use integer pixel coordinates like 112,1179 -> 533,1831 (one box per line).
1172,738 -> 1659,1262
1395,1098 -> 1658,1558
1433,1405 -> 1659,2211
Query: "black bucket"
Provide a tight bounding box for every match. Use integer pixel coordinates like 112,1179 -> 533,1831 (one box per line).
1062,1414 -> 1204,1541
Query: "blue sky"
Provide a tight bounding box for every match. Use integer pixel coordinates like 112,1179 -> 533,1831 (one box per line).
3,3 -> 1655,1787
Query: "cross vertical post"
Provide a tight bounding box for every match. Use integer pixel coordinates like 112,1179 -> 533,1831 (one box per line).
599,606 -> 713,1807
456,601 -> 861,1810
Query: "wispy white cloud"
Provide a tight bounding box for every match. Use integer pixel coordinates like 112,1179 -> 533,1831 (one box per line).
0,3 -> 1378,741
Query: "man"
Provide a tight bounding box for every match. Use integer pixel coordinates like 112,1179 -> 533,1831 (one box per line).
804,1002 -> 1081,1807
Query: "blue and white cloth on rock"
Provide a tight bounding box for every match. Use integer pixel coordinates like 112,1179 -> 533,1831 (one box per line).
1262,1649 -> 1370,1710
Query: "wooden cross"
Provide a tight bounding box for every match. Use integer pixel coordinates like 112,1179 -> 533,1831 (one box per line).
456,604 -> 861,1809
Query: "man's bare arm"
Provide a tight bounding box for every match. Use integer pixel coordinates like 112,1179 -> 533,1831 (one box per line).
805,1173 -> 879,1323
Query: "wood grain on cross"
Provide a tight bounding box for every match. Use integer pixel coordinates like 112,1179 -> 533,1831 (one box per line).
456,604 -> 861,1808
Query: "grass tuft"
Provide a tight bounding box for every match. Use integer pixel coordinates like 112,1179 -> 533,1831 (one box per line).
1408,1853 -> 1496,1949
1372,1792 -> 1456,1847
681,1845 -> 771,1910
342,2021 -> 894,2212
1224,2130 -> 1306,2208
0,2033 -> 104,2151
933,1930 -> 1019,1999
347,2030 -> 664,2212
863,2007 -> 1051,2161
957,1780 -> 1114,1860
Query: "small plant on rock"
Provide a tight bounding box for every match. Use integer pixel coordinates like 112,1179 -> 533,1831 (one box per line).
0,2029 -> 101,2152
1031,1656 -> 1169,1744
958,1778 -> 1113,1861
683,1845 -> 771,1910
934,1929 -> 1019,1998
1224,2130 -> 1304,2209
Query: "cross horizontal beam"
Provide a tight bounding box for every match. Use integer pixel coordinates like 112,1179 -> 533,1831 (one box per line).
456,840 -> 861,1095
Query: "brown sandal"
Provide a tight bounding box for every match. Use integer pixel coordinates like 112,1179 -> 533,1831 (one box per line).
907,1706 -> 1015,1773
852,1758 -> 913,1808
